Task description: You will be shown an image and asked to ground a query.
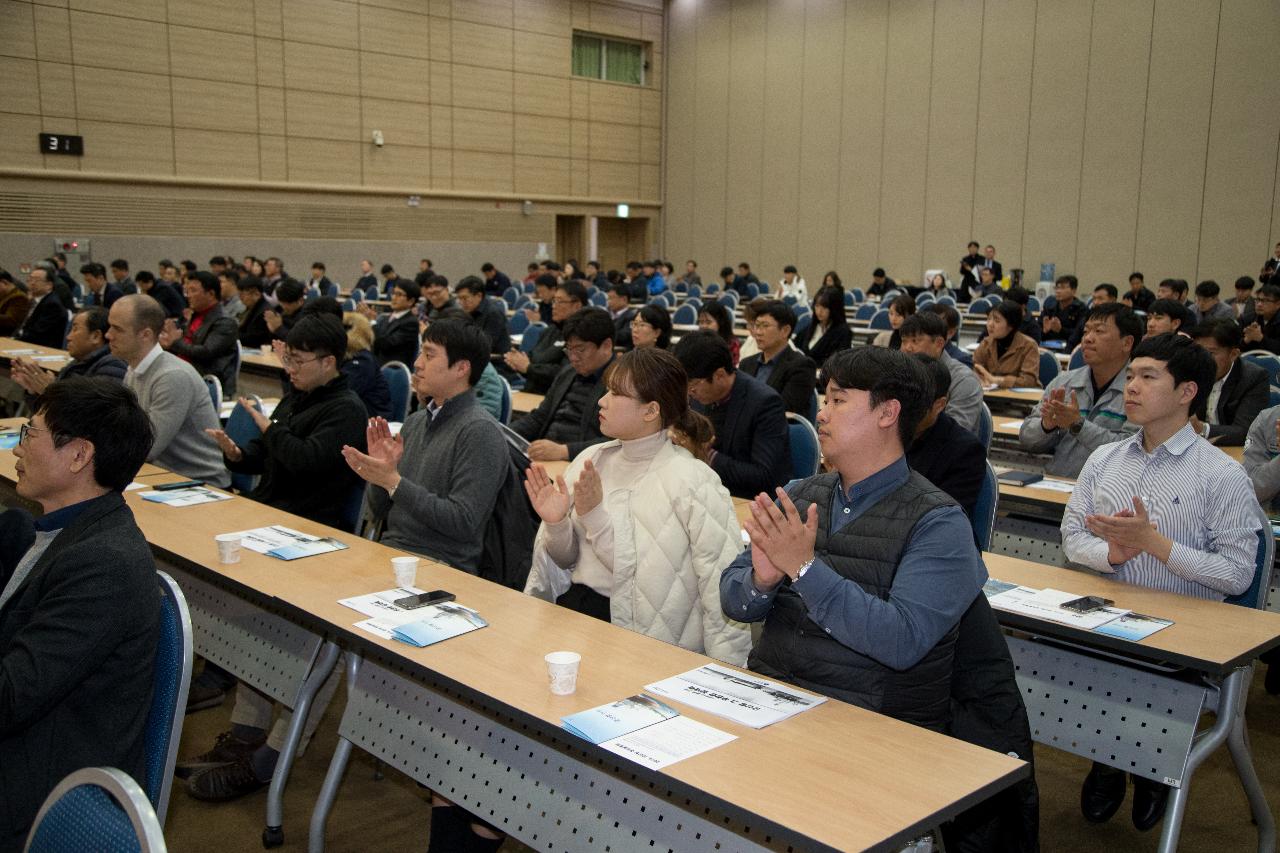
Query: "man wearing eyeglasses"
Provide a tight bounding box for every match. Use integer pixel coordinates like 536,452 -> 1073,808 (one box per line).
1241,284 -> 1280,355
0,377 -> 159,850
737,300 -> 816,416
504,277 -> 583,395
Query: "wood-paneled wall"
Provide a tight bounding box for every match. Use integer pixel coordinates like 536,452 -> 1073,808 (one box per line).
663,0 -> 1280,290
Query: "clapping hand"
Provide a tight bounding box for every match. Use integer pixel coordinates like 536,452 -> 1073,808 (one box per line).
10,357 -> 52,395
524,464 -> 571,524
1086,496 -> 1164,565
340,417 -> 403,491
159,317 -> 182,348
742,488 -> 818,586
572,459 -> 602,516
204,427 -> 243,462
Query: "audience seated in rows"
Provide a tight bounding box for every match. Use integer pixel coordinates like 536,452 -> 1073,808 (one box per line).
11,306 -> 125,399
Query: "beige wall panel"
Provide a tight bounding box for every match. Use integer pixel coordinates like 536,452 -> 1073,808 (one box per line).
429,104 -> 451,148
922,0 -> 982,275
587,2 -> 641,40
362,98 -> 430,145
660,0 -> 695,263
255,0 -> 284,38
452,107 -> 513,154
588,120 -> 639,163
71,11 -> 168,74
1020,0 -> 1090,279
642,10 -> 662,44
169,27 -> 257,85
514,114 -> 570,158
513,31 -> 570,79
835,0 -> 888,281
639,130 -> 658,166
453,150 -> 514,192
256,38 -> 285,87
284,89 -> 361,141
513,72 -> 568,118
429,0 -> 451,19
37,61 -> 76,117
689,0 -> 731,267
452,0 -> 512,28
570,79 -> 589,119
77,120 -> 173,174
259,135 -> 287,181
359,5 -> 430,59
588,83 -> 638,131
758,0 -> 806,269
430,148 -> 452,188
720,0 -> 765,270
360,0 -> 427,14
258,87 -> 285,134
639,163 -> 659,201
569,119 -> 589,158
172,78 -> 259,133
363,145 -> 432,188
0,112 -> 45,168
69,0 -> 164,22
428,14 -> 452,62
639,88 -> 659,128
514,0 -> 571,37
283,41 -> 359,96
588,160 -> 638,198
452,20 -> 513,70
74,66 -> 171,125
1133,0 -> 1218,282
281,0 -> 357,49
1076,1 -> 1153,285
514,154 -> 572,195
571,1 -> 590,30
33,5 -> 72,61
360,54 -> 430,103
174,128 -> 260,180
168,0 -> 255,35
453,66 -> 514,112
0,58 -> 40,115
286,137 -> 360,184
0,2 -> 36,60
429,60 -> 452,104
1198,0 -> 1280,282
970,0 -> 1035,272
570,158 -> 588,196
876,0 -> 933,280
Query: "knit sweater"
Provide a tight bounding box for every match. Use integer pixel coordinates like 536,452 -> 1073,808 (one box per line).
125,347 -> 230,487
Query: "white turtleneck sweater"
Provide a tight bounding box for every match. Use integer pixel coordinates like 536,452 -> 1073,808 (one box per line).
542,428 -> 668,596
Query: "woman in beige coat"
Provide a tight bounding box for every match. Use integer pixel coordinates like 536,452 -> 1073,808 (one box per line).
973,300 -> 1041,389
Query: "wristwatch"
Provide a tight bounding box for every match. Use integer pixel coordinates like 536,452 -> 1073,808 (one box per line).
1068,419 -> 1085,436
794,556 -> 815,581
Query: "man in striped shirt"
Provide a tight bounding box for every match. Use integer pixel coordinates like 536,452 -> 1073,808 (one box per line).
1062,332 -> 1261,833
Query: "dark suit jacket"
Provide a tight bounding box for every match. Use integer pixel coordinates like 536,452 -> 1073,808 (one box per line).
1206,359 -> 1270,446
84,282 -> 123,310
15,295 -> 67,349
0,493 -> 159,849
982,259 -> 1003,282
799,322 -> 852,366
308,276 -> 335,297
738,347 -> 817,416
372,312 -> 419,366
471,299 -> 512,356
238,299 -> 272,348
1242,309 -> 1280,355
907,411 -> 987,520
522,323 -> 567,395
169,303 -> 239,396
482,271 -> 512,297
511,362 -> 608,460
696,372 -> 791,499
146,281 -> 186,320
611,308 -> 636,348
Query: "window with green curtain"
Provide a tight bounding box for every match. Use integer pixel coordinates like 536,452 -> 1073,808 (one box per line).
572,34 -> 602,78
604,40 -> 643,85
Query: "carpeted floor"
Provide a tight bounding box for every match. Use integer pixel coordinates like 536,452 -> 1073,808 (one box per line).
163,664 -> 1280,852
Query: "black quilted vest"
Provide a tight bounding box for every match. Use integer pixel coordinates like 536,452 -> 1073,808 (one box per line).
748,470 -> 959,731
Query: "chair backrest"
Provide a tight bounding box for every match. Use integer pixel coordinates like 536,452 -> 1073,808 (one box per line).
523,280 -> 537,293
793,312 -> 814,341
1068,345 -> 1086,370
971,463 -> 999,551
672,303 -> 697,325
1037,350 -> 1060,387
1243,351 -> 1280,387
685,297 -> 702,311
349,288 -> 364,303
144,572 -> 192,825
1270,386 -> 1280,408
364,284 -> 380,300
230,340 -> 242,394
25,766 -> 167,853
915,293 -> 935,306
854,303 -> 877,321
936,295 -> 955,306
201,374 -> 221,409
341,298 -> 355,311
746,282 -> 760,299
783,294 -> 798,306
520,322 -> 546,353
497,375 -> 513,425
718,292 -> 738,310
968,299 -> 992,315
1225,506 -> 1275,610
807,390 -> 819,423
705,282 -> 719,295
1026,295 -> 1041,313
977,402 -> 993,451
338,482 -> 366,534
851,288 -> 866,303
589,291 -> 608,307
786,413 -> 821,479
514,294 -> 533,311
502,286 -> 520,307
842,291 -> 855,307
381,361 -> 412,421
869,309 -> 893,330
508,311 -> 530,335
225,396 -> 264,494
688,285 -> 701,300
758,281 -> 770,294
324,281 -> 339,299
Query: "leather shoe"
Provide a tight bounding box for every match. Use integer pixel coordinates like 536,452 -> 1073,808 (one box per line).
1131,777 -> 1170,832
1080,763 -> 1126,823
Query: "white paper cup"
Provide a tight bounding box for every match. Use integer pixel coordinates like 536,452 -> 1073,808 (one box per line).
545,651 -> 582,695
392,555 -> 419,589
260,344 -> 272,356
215,533 -> 241,564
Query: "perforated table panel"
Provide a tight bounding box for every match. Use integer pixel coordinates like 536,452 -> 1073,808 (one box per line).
990,516 -> 1068,566
160,561 -> 323,706
1009,637 -> 1205,787
334,657 -> 840,853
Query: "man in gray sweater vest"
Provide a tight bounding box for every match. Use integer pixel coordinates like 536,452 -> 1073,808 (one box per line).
108,294 -> 230,487
342,319 -> 508,573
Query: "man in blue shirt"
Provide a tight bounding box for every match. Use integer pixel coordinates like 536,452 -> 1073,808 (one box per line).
720,347 -> 987,730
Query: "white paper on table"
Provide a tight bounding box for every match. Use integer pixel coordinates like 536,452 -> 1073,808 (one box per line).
31,354 -> 66,362
227,525 -> 325,554
0,349 -> 37,356
124,481 -> 147,491
140,487 -> 232,507
1011,387 -> 1043,394
338,587 -> 426,618
644,663 -> 826,729
1026,478 -> 1075,493
987,586 -> 1127,630
598,716 -> 737,770
999,419 -> 1024,430
981,382 -> 999,391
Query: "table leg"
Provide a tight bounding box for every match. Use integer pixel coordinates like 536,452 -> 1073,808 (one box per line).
1225,667 -> 1276,853
263,639 -> 342,848
308,652 -> 363,853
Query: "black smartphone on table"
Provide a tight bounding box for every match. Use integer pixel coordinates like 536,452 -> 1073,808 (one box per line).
394,590 -> 456,610
1060,595 -> 1113,614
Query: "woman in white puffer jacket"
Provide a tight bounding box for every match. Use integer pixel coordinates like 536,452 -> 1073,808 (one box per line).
523,347 -> 752,666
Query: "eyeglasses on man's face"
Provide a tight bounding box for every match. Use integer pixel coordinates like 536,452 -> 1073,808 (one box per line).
19,423 -> 48,445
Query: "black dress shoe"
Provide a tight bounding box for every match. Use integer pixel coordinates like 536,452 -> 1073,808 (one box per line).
1131,777 -> 1170,832
1080,762 -> 1127,823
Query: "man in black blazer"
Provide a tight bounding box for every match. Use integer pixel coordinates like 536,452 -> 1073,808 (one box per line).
906,355 -> 988,519
504,276 -> 581,394
0,377 -> 159,849
959,240 -> 983,300
14,267 -> 69,349
80,262 -> 123,310
306,262 -> 335,299
1191,319 -> 1271,446
738,299 -> 817,416
161,270 -> 240,396
511,308 -> 614,462
981,244 -> 1003,283
675,330 -> 791,499
455,276 -> 511,357
362,278 -> 420,366
605,283 -> 636,348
